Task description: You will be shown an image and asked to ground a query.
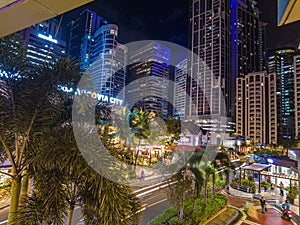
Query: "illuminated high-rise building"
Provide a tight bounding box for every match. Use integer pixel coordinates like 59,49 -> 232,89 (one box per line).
236,71 -> 277,145
174,58 -> 187,119
268,48 -> 295,140
188,0 -> 266,123
188,0 -> 231,120
125,41 -> 170,117
231,0 -> 266,118
65,9 -> 107,68
294,55 -> 300,139
90,24 -> 127,99
18,17 -> 66,67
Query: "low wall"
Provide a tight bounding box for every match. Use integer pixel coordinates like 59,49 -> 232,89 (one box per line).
229,185 -> 253,199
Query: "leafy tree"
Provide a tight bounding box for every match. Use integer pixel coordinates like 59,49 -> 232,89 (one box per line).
17,89 -> 141,224
278,137 -> 298,149
0,34 -> 81,224
166,164 -> 203,220
129,108 -> 152,168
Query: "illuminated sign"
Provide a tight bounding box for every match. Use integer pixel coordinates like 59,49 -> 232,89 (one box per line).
37,33 -> 58,44
58,86 -> 123,106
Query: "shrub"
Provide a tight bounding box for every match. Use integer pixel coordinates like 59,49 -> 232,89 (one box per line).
149,193 -> 227,225
241,179 -> 256,192
261,180 -> 270,190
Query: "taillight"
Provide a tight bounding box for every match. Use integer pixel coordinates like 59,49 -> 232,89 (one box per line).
287,210 -> 293,215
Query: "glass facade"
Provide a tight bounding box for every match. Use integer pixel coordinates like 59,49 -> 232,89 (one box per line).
18,17 -> 66,67
125,41 -> 170,118
268,49 -> 295,139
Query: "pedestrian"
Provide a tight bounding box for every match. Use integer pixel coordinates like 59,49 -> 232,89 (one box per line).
140,169 -> 145,180
270,183 -> 275,195
279,181 -> 284,196
260,197 -> 266,213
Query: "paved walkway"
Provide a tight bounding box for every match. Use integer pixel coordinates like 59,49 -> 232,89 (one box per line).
222,191 -> 295,225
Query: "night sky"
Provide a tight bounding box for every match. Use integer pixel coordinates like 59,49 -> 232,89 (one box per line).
67,0 -> 300,50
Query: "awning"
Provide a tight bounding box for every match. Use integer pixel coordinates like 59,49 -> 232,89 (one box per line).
241,163 -> 271,172
0,0 -> 93,38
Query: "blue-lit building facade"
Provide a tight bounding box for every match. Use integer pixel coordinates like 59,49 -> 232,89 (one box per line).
65,9 -> 107,69
188,0 -> 266,136
65,9 -> 127,101
231,0 -> 266,118
267,48 -> 295,140
188,0 -> 231,118
18,17 -> 66,67
174,58 -> 187,119
90,24 -> 127,99
294,55 -> 300,139
125,41 -> 171,118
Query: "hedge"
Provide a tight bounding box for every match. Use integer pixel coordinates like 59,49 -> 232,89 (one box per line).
148,193 -> 227,225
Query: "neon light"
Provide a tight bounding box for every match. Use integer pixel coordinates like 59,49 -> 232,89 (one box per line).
37,34 -> 58,44
58,86 -> 123,105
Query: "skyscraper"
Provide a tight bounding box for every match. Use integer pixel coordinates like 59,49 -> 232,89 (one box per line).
294,54 -> 300,139
18,17 -> 66,67
125,41 -> 170,117
65,9 -> 107,68
188,0 -> 266,122
188,0 -> 231,119
236,71 -> 277,145
231,0 -> 266,117
174,58 -> 187,119
268,48 -> 295,140
89,24 -> 127,99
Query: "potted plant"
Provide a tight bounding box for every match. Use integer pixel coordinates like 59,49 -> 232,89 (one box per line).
261,180 -> 270,192
287,184 -> 298,204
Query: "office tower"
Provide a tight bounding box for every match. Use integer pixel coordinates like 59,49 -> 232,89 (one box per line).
268,49 -> 295,140
189,0 -> 266,120
294,55 -> 300,139
174,58 -> 187,119
125,41 -> 170,118
65,9 -> 107,68
188,0 -> 231,119
18,17 -> 66,67
236,71 -> 277,145
90,24 -> 127,99
231,0 -> 266,118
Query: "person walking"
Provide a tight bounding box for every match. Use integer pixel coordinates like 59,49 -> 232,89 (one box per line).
260,197 -> 266,213
270,183 -> 275,195
140,169 -> 145,180
279,181 -> 284,196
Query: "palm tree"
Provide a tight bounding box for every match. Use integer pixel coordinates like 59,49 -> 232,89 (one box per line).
18,120 -> 142,224
211,150 -> 231,198
112,106 -> 132,147
167,164 -> 203,220
0,34 -> 81,224
129,108 -> 151,169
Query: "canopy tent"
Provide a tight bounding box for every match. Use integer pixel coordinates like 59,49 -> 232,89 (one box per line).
240,163 -> 271,193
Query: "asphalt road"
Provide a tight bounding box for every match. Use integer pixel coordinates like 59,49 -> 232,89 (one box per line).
0,180 -> 172,225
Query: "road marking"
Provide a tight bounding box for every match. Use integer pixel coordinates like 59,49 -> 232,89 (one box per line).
146,198 -> 168,208
0,220 -> 7,225
132,181 -> 166,194
136,181 -> 177,197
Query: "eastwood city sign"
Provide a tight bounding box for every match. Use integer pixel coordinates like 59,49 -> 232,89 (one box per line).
59,86 -> 124,106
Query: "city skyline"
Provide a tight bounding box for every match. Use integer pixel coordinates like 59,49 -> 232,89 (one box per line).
63,0 -> 300,50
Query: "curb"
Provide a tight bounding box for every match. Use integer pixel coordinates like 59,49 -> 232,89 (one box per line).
0,204 -> 9,210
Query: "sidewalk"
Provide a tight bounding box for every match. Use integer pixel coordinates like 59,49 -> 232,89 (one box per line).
128,168 -> 172,188
222,190 -> 295,225
0,197 -> 10,210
